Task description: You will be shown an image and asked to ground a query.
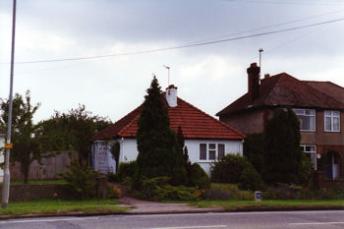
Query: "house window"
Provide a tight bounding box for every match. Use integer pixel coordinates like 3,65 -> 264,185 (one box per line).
300,145 -> 317,170
200,144 -> 207,160
324,111 -> 340,132
293,109 -> 316,131
199,143 -> 226,161
218,144 -> 225,160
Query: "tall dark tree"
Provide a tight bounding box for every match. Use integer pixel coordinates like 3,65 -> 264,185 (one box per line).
264,108 -> 303,184
0,91 -> 41,183
243,133 -> 265,175
136,77 -> 186,184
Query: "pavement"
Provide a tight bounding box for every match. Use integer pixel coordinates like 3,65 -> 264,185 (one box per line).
119,196 -> 224,214
2,210 -> 344,228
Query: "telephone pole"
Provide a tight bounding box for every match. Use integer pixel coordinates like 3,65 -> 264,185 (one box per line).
2,0 -> 17,208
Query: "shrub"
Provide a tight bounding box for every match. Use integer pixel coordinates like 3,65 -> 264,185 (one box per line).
239,166 -> 265,191
203,183 -> 253,200
118,161 -> 138,180
189,163 -> 210,189
135,176 -> 200,201
61,161 -> 98,199
107,173 -> 121,183
211,154 -> 247,184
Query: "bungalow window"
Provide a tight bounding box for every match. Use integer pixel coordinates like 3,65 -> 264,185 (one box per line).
200,144 -> 207,160
209,144 -> 216,160
199,143 -> 226,161
300,145 -> 317,170
218,144 -> 225,160
324,111 -> 340,132
293,109 -> 316,131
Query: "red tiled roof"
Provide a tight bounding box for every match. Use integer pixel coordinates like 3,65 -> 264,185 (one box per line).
216,73 -> 344,116
94,96 -> 244,141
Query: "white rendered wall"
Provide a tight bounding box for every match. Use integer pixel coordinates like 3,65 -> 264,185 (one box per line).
93,138 -> 243,175
118,138 -> 243,175
184,139 -> 243,175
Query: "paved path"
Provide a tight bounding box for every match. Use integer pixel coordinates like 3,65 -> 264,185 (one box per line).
119,196 -> 223,214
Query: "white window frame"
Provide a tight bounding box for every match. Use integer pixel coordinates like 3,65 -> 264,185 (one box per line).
324,110 -> 340,132
199,143 -> 225,162
300,144 -> 317,170
293,108 -> 316,132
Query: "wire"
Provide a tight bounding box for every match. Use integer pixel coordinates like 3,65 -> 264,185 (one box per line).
7,16 -> 344,65
221,0 -> 344,6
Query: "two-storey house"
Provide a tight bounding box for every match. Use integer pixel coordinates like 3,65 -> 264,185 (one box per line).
217,63 -> 344,185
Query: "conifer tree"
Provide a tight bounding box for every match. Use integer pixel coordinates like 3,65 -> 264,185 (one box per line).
264,108 -> 303,184
136,77 -> 186,184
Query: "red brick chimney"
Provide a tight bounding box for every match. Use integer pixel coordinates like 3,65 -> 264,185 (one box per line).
247,62 -> 260,101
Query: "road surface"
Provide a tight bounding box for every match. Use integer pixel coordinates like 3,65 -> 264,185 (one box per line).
1,210 -> 344,229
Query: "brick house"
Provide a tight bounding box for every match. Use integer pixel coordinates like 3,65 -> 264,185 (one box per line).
217,63 -> 344,185
92,85 -> 244,175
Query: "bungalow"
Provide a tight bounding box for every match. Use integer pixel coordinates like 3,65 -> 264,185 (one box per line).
92,85 -> 244,175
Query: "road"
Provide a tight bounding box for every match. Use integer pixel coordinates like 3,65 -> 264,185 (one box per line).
1,211 -> 344,229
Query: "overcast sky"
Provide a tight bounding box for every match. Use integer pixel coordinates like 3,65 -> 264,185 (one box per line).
1,0 -> 344,122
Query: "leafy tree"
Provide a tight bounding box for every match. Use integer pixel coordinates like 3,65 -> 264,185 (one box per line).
136,77 -> 186,185
38,105 -> 111,163
263,108 -> 303,184
0,91 -> 41,183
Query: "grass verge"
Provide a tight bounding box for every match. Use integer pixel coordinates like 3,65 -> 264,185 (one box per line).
192,199 -> 344,211
0,199 -> 128,217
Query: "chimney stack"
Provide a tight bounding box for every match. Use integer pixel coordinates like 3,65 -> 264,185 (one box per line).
247,63 -> 260,101
166,85 -> 178,107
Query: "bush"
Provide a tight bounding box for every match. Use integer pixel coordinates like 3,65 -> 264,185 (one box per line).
188,163 -> 210,189
135,176 -> 200,201
211,154 -> 264,190
203,183 -> 253,200
118,161 -> 138,180
107,173 -> 121,183
239,166 -> 265,191
61,161 -> 98,199
211,154 -> 248,183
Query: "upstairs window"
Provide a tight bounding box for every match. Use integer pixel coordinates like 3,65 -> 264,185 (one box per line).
293,109 -> 316,131
199,143 -> 226,161
324,111 -> 340,132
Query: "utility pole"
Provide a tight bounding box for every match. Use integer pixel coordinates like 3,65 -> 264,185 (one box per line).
2,0 -> 17,208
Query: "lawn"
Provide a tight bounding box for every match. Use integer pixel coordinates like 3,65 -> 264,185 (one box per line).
0,199 -> 128,217
193,199 -> 344,211
11,179 -> 67,185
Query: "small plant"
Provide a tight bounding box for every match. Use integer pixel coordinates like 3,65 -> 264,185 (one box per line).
61,161 -> 98,199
